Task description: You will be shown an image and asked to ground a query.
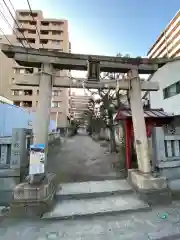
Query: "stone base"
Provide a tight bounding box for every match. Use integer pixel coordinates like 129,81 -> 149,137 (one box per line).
0,169 -> 21,206
9,173 -> 57,218
128,169 -> 172,206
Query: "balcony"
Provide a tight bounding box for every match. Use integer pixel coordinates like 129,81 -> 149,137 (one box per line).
39,43 -> 63,51
11,89 -> 33,101
40,34 -> 63,41
12,73 -> 76,88
12,73 -> 40,86
15,41 -> 36,48
13,100 -> 32,108
16,31 -> 36,40
16,12 -> 39,21
40,23 -> 64,31
16,14 -> 34,21
12,95 -> 33,101
16,22 -> 36,30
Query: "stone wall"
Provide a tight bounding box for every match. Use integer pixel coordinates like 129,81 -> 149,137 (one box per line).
152,119 -> 180,192
0,129 -> 61,206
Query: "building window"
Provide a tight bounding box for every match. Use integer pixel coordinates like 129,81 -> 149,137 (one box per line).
176,81 -> 180,94
52,22 -> 61,26
28,30 -> 36,34
40,39 -> 48,44
18,20 -> 27,25
51,40 -> 60,45
12,90 -> 23,96
19,12 -> 29,17
52,90 -> 61,96
14,68 -> 19,73
25,68 -> 33,74
14,101 -> 21,106
22,101 -> 32,107
22,38 -> 35,44
163,81 -> 180,99
52,30 -> 62,35
20,69 -> 25,74
40,30 -> 49,35
51,101 -> 61,107
24,90 -> 33,96
29,39 -> 35,44
52,90 -> 58,96
41,21 -> 49,26
31,13 -> 38,18
29,21 -> 36,25
18,29 -> 25,34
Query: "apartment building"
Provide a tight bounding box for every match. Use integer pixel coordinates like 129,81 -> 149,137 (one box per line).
0,10 -> 70,130
0,35 -> 16,99
147,10 -> 180,58
146,10 -> 180,114
70,92 -> 90,120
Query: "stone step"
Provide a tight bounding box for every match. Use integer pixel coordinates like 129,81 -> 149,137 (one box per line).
42,194 -> 150,220
56,180 -> 133,200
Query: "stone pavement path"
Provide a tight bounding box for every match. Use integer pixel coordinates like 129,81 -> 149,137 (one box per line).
2,202 -> 180,239
47,133 -> 124,183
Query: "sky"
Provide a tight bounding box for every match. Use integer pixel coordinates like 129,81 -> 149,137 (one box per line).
0,0 -> 179,88
1,0 -> 179,57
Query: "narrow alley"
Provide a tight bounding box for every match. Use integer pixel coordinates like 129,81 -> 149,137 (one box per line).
47,132 -> 125,183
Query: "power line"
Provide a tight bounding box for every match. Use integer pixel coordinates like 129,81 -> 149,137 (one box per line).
0,27 -> 13,45
6,0 -> 18,14
2,0 -> 32,48
26,0 -> 44,49
7,0 -> 33,40
0,6 -> 26,48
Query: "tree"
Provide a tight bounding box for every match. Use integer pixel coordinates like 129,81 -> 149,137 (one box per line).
69,119 -> 80,136
83,53 -> 131,152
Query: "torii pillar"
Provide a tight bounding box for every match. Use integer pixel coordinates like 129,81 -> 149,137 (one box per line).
29,63 -> 54,184
128,69 -> 151,174
127,69 -> 169,202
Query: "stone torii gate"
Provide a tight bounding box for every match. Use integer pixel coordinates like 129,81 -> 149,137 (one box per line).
1,44 -> 171,206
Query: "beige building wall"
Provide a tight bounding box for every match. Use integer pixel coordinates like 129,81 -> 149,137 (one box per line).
0,10 -> 71,129
70,93 -> 90,120
0,35 -> 16,99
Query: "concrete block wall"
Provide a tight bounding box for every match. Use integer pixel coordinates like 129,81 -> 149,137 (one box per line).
0,129 -> 61,206
152,123 -> 180,191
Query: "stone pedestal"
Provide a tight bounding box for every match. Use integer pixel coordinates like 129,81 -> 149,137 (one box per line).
0,169 -> 20,206
10,173 -> 57,217
128,169 -> 172,205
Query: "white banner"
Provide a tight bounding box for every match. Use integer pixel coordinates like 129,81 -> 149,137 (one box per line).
29,147 -> 45,175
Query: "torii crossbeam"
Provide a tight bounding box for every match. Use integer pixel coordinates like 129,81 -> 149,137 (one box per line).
0,44 -> 171,184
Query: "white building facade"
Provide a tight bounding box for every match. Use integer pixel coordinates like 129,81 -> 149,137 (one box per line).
149,60 -> 180,114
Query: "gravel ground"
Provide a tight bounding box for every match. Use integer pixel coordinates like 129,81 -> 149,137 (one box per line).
47,133 -> 125,183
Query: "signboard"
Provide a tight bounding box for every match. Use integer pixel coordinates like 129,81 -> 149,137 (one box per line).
87,60 -> 100,81
29,143 -> 45,175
